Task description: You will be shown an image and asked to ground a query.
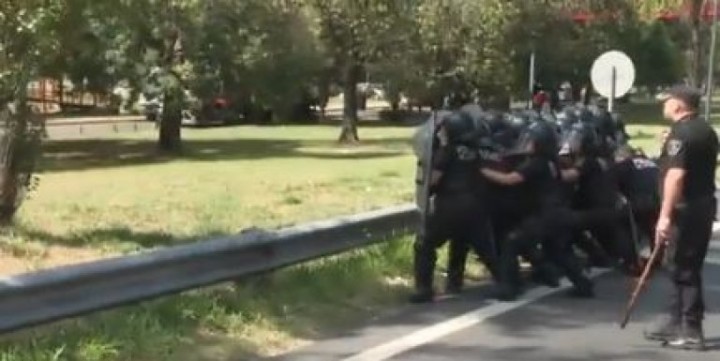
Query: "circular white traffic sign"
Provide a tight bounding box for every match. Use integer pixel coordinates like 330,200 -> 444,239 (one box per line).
590,50 -> 636,99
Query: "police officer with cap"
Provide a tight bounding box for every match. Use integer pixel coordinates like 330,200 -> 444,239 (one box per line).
410,111 -> 498,303
644,85 -> 718,350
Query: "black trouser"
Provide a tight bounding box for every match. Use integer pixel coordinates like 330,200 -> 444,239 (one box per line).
491,199 -> 559,281
627,195 -> 659,256
498,207 -> 589,289
661,197 -> 717,324
414,193 -> 497,293
574,206 -> 635,265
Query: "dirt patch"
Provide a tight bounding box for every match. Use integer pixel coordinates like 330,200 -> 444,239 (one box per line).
0,246 -> 105,276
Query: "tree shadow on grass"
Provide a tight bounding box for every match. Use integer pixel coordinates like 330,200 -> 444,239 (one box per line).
12,225 -> 207,251
40,137 -> 412,173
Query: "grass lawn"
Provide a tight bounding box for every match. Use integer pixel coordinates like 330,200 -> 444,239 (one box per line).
0,103 -> 703,361
0,122 -> 431,361
0,124 -> 418,274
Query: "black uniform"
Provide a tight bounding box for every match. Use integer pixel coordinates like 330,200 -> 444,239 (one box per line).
411,141 -> 497,302
572,156 -> 636,268
650,114 -> 718,347
614,154 -> 660,257
495,154 -> 594,300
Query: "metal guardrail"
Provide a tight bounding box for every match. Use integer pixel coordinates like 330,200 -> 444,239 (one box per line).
0,203 -> 417,334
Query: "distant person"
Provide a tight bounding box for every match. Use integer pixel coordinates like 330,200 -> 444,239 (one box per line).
532,83 -> 548,111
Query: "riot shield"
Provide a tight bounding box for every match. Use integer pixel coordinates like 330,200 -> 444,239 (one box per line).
413,111 -> 450,237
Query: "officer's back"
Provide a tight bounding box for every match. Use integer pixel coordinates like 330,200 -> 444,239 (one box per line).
434,143 -> 484,197
614,147 -> 659,205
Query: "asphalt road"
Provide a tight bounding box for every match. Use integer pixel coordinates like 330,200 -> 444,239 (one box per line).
278,241 -> 720,361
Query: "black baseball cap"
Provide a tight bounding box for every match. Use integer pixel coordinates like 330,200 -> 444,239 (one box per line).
656,84 -> 702,110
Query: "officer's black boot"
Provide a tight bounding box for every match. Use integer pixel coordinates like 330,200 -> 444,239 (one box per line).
493,235 -> 523,301
445,240 -> 468,295
410,238 -> 436,304
567,275 -> 595,298
576,232 -> 613,269
664,281 -> 706,351
532,262 -> 562,288
558,250 -> 595,298
526,247 -> 561,288
645,279 -> 682,342
644,315 -> 680,342
665,320 -> 705,351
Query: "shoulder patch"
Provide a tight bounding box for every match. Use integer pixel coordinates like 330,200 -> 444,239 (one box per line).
666,139 -> 683,156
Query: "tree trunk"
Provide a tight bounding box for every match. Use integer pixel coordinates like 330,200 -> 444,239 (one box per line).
688,0 -> 704,88
158,88 -> 182,152
338,62 -> 360,143
158,21 -> 184,152
0,101 -> 36,226
58,77 -> 64,106
0,126 -> 19,226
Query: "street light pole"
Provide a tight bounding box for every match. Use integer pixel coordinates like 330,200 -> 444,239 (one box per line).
705,0 -> 719,121
528,51 -> 536,110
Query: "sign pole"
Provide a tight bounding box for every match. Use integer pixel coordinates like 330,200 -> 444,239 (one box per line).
528,52 -> 536,110
590,50 -> 635,109
705,0 -> 719,122
609,66 -> 616,113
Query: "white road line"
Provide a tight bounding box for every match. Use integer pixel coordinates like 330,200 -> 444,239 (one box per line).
341,269 -> 610,361
343,232 -> 720,361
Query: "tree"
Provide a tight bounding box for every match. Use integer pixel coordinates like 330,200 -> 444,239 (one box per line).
0,1 -> 61,224
307,0 -> 415,143
636,22 -> 684,90
632,0 -> 708,87
413,0 -> 522,107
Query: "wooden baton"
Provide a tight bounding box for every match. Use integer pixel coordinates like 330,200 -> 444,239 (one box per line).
619,240 -> 664,329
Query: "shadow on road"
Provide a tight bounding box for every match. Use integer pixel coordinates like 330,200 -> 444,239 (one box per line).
275,258 -> 720,361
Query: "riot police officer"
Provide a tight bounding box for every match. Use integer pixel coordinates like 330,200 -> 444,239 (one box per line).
559,122 -> 636,271
644,85 -> 718,350
410,111 -> 498,303
613,145 -> 660,262
480,121 -> 594,301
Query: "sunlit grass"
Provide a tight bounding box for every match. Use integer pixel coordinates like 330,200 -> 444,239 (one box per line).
1,124 -> 417,274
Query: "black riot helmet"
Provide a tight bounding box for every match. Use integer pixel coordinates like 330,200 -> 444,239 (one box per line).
441,111 -> 478,145
556,105 -> 578,132
517,121 -> 559,158
483,110 -> 518,150
506,112 -> 530,133
458,103 -> 491,143
575,106 -> 595,125
484,110 -> 507,134
459,103 -> 484,117
558,122 -> 599,157
589,106 -> 616,141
